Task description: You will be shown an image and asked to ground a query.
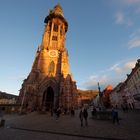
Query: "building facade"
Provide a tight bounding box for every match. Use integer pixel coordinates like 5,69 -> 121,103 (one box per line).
102,85 -> 113,108
124,59 -> 140,109
0,91 -> 17,105
19,4 -> 78,111
110,59 -> 140,109
77,89 -> 98,107
109,83 -> 124,108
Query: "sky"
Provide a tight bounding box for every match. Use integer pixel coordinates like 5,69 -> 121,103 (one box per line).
0,0 -> 140,95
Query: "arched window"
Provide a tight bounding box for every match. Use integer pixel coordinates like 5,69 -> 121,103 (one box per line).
53,24 -> 58,32
48,61 -> 55,75
52,36 -> 58,41
60,26 -> 63,36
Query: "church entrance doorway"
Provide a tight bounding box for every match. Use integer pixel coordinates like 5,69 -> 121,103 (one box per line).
43,86 -> 54,111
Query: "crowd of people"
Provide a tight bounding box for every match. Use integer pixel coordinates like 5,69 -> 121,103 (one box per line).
50,105 -> 120,127
0,104 -> 124,127
41,105 -> 89,127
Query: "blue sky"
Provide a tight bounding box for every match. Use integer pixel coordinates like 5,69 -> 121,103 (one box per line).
0,0 -> 140,95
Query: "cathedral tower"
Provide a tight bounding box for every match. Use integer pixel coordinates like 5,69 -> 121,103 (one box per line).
19,4 -> 78,111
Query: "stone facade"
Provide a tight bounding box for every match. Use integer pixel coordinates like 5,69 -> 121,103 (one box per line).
109,83 -> 124,108
0,91 -> 17,105
19,4 -> 78,111
102,85 -> 113,108
77,89 -> 98,106
109,59 -> 140,109
124,59 -> 140,109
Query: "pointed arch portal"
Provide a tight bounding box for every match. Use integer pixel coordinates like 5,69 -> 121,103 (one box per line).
43,86 -> 54,111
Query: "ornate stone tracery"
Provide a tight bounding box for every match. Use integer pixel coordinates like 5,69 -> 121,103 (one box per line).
19,4 -> 78,111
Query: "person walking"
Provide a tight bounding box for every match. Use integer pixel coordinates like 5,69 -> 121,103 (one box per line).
0,107 -> 5,127
79,107 -> 88,127
83,107 -> 88,126
79,107 -> 84,127
92,106 -> 97,117
112,107 -> 119,125
56,107 -> 61,120
70,107 -> 75,117
0,107 -> 2,121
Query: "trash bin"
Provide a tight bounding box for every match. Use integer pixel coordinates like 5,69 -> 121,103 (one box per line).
0,119 -> 5,127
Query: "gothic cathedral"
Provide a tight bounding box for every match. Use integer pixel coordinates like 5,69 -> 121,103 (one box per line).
19,4 -> 78,111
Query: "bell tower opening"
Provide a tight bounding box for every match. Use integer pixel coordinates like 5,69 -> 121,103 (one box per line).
43,86 -> 54,111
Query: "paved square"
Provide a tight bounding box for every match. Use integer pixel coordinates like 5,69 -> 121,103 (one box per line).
0,110 -> 140,140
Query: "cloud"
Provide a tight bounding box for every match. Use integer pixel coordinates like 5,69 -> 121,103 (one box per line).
123,0 -> 140,17
128,37 -> 140,49
115,12 -> 133,26
129,28 -> 140,38
110,60 -> 136,73
115,12 -> 125,24
127,19 -> 133,26
128,29 -> 140,49
124,60 -> 136,69
83,74 -> 109,90
113,0 -> 140,27
101,59 -> 136,74
81,59 -> 137,90
112,0 -> 140,7
109,63 -> 122,73
100,62 -> 122,73
123,0 -> 140,4
135,7 -> 140,13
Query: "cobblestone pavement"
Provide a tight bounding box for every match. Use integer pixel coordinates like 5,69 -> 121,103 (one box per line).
0,110 -> 140,140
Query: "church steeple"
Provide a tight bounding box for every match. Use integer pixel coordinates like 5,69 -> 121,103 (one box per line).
52,3 -> 64,17
40,4 -> 68,52
19,4 -> 77,112
34,4 -> 71,77
44,4 -> 68,32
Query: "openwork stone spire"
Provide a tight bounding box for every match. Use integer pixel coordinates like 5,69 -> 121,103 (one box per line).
53,3 -> 64,17
44,4 -> 68,32
19,4 -> 77,112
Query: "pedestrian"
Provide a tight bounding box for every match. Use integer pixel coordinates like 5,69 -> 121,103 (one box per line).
50,107 -> 53,116
0,107 -> 2,121
112,107 -> 119,125
92,106 -> 97,116
121,104 -> 125,112
83,107 -> 88,126
0,107 -> 5,127
70,107 -> 75,117
79,107 -> 84,127
64,107 -> 67,115
56,107 -> 61,120
79,107 -> 88,127
0,107 -> 5,120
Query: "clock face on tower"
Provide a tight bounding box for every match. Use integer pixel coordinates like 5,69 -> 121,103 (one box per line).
48,50 -> 58,57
